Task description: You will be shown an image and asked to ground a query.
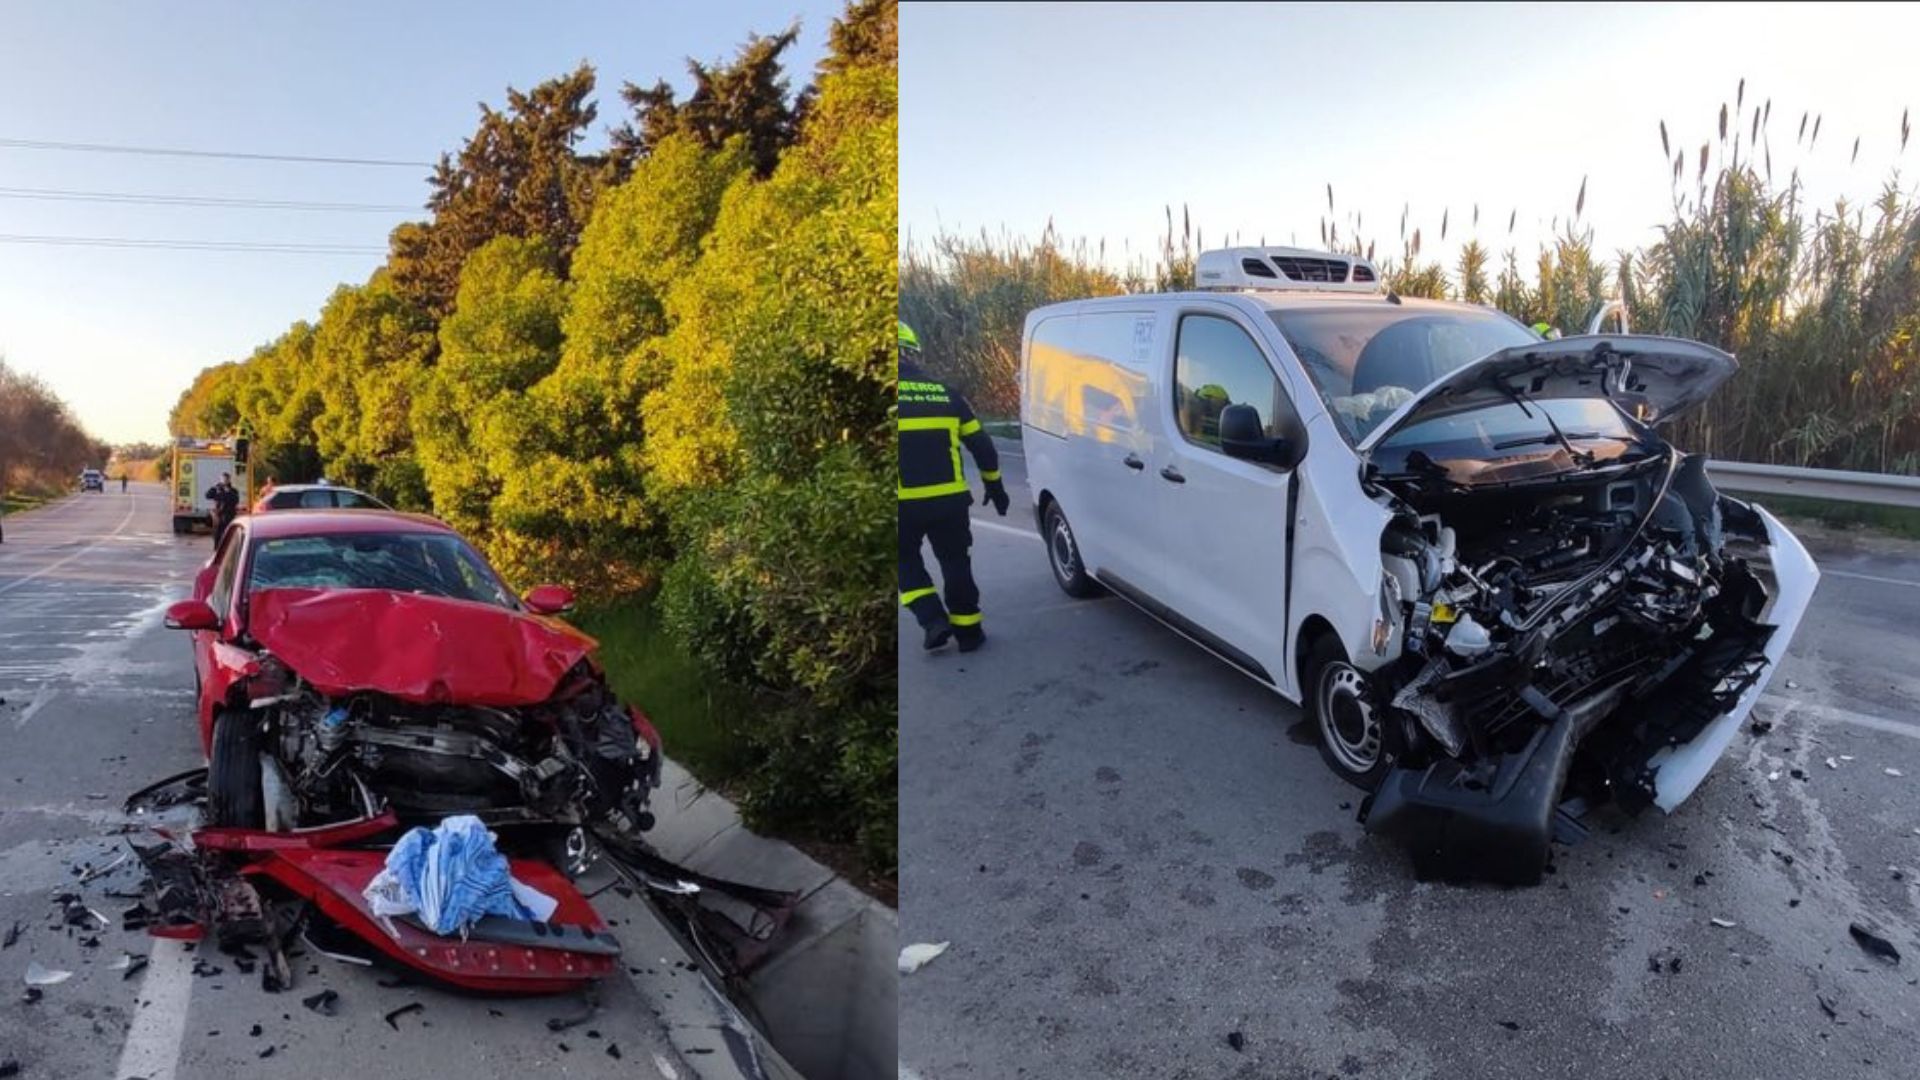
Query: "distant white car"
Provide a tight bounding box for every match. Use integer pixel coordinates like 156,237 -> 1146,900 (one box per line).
80,468 -> 105,492
1020,246 -> 1819,882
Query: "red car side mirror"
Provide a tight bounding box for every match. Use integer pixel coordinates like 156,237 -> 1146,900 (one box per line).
523,585 -> 575,616
164,599 -> 220,632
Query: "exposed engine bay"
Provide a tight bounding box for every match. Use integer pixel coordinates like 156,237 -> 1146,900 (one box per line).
242,657 -> 661,848
1360,446 -> 1789,883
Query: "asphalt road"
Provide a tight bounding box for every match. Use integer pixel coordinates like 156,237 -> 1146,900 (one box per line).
0,486 -> 719,1080
900,442 -> 1920,1080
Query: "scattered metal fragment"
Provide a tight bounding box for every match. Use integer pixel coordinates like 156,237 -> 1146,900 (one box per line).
1849,923 -> 1901,965
301,989 -> 339,1017
1710,918 -> 1737,928
606,1043 -> 621,1060
20,987 -> 42,1004
1226,1032 -> 1245,1052
249,1024 -> 262,1037
2,921 -> 20,948
123,956 -> 150,981
1824,757 -> 1838,770
23,961 -> 72,986
1887,768 -> 1905,778
1497,1020 -> 1521,1031
383,1002 -> 425,1030
78,851 -> 129,884
259,1046 -> 276,1059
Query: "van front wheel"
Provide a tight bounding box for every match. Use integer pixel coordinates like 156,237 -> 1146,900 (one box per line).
1305,636 -> 1393,790
1043,503 -> 1100,598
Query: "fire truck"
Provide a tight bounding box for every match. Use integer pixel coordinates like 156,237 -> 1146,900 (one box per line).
170,435 -> 252,534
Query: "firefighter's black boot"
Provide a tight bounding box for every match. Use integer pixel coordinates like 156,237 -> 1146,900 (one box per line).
954,623 -> 986,653
923,616 -> 954,651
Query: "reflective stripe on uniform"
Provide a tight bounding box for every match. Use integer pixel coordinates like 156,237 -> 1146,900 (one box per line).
949,611 -> 983,627
900,586 -> 938,607
980,469 -> 1001,482
958,418 -> 982,436
898,415 -> 967,500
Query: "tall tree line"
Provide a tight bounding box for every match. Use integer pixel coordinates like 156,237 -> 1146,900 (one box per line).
170,0 -> 899,867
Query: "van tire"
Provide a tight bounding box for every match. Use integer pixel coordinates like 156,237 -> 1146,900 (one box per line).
1043,503 -> 1100,598
1304,635 -> 1393,790
208,711 -> 264,829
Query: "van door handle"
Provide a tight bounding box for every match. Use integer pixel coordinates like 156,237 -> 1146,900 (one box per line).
1123,454 -> 1144,471
1159,466 -> 1186,484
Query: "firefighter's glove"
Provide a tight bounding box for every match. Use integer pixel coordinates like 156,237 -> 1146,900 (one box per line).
984,478 -> 1010,517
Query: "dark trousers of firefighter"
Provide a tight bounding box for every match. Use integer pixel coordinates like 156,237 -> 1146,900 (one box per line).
899,499 -> 979,629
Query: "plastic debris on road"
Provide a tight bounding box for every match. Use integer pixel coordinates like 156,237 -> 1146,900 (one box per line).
899,941 -> 951,974
1849,922 -> 1901,965
23,961 -> 71,986
363,815 -> 558,936
1710,917 -> 1738,928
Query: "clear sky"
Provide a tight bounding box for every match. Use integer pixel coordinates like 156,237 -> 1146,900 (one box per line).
903,3 -> 1918,284
0,0 -> 839,443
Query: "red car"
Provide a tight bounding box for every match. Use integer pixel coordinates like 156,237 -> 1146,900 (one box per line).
164,509 -> 660,840
140,510 -> 795,996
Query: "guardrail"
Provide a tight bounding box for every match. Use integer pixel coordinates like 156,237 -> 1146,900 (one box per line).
1706,460 -> 1920,510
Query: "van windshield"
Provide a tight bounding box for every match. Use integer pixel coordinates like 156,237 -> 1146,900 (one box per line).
1266,306 -> 1538,443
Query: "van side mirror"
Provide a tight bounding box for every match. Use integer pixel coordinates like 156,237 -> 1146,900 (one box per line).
1219,403 -> 1305,469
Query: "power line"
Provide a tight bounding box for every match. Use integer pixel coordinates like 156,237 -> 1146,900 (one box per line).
0,185 -> 419,213
0,137 -> 433,169
0,232 -> 386,254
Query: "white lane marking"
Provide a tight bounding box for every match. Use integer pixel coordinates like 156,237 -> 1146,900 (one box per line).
113,937 -> 194,1080
15,683 -> 58,728
1760,694 -> 1920,741
972,519 -> 1041,543
1821,568 -> 1920,590
0,495 -> 139,597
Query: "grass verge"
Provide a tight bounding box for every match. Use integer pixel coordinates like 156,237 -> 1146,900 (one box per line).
1,490 -> 55,515
573,598 -> 754,787
575,597 -> 895,901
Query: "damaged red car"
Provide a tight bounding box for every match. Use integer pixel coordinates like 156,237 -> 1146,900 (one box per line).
168,510 -> 660,842
137,510 -> 790,993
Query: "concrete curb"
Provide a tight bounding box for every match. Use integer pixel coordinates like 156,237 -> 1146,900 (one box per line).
647,759 -> 898,1080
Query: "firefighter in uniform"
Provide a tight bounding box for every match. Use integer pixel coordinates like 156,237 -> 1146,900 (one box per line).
897,321 -> 1007,652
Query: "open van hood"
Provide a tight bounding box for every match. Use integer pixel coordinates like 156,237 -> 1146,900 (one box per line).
1357,335 -> 1737,452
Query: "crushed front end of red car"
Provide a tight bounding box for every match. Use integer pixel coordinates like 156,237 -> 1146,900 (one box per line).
125,586 -> 792,997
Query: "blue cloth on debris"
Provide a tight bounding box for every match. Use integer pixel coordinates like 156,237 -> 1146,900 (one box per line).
375,815 -> 536,935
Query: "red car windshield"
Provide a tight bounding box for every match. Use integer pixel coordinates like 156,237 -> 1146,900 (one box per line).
246,532 -> 516,609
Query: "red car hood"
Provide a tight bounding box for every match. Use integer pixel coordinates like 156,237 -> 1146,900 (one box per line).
246,588 -> 597,706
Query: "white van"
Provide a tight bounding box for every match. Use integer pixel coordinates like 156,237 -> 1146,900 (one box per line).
1020,246 -> 1818,882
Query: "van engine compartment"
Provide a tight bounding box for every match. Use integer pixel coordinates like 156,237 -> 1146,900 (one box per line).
1360,449 -> 1781,883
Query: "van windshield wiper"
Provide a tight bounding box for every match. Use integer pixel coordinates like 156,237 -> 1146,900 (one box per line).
1497,382 -> 1593,466
1490,431 -> 1635,451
